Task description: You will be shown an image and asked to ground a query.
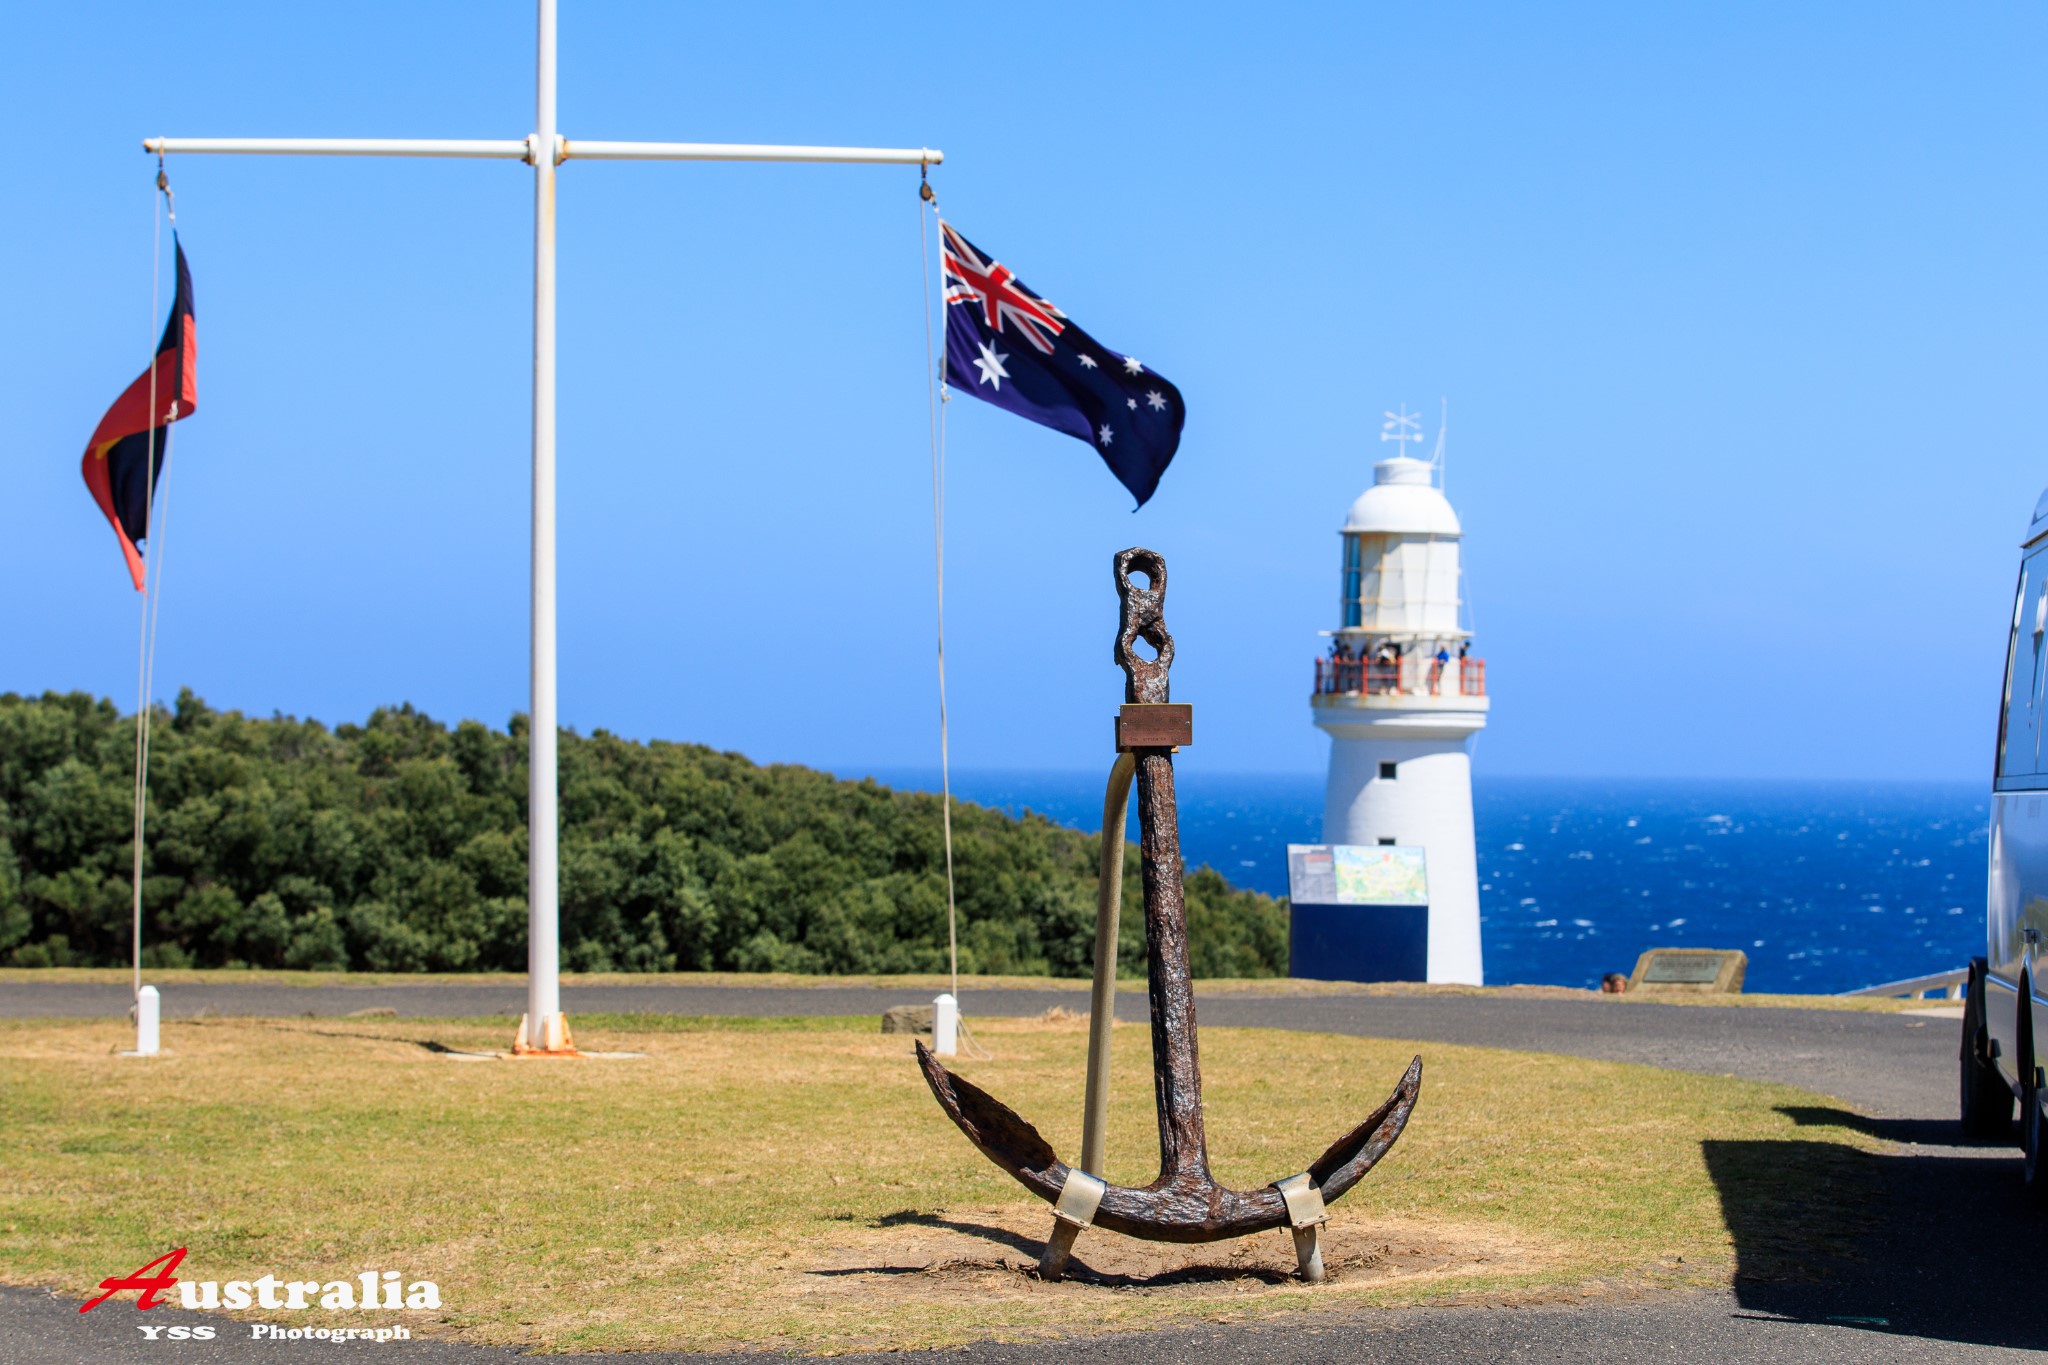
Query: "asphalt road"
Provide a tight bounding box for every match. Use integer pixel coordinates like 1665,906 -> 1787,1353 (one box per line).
0,980 -> 1957,1115
3,981 -> 2042,1363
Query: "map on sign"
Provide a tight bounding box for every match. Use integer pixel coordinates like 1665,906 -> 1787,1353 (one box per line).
1286,845 -> 1429,906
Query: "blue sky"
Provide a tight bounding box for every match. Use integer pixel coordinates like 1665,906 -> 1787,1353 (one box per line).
3,2 -> 2043,781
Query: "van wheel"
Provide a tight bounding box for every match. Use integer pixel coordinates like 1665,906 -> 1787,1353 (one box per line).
1961,959 -> 2013,1138
2026,1070 -> 2048,1208
2022,986 -> 2048,1209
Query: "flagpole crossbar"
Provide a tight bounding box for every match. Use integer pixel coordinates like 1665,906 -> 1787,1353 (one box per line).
564,141 -> 942,165
142,137 -> 942,166
143,138 -> 530,159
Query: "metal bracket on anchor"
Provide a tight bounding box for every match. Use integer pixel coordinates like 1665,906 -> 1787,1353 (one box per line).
1054,1168 -> 1108,1227
1038,1168 -> 1107,1280
1274,1171 -> 1328,1282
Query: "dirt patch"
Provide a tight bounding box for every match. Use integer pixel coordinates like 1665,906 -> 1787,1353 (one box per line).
791,1203 -> 1558,1306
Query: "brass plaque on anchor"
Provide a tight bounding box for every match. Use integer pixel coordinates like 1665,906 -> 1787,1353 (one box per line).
1116,703 -> 1193,752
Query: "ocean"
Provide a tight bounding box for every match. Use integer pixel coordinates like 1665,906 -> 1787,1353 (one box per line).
846,769 -> 1988,995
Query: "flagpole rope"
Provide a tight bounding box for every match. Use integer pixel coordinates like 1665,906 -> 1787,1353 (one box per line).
128,167 -> 169,1003
918,177 -> 994,1061
137,413 -> 177,904
917,175 -> 960,1006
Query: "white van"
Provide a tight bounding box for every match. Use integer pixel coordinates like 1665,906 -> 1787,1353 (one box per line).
1963,486 -> 2048,1189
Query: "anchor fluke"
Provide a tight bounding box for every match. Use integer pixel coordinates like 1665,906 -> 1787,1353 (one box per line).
913,1039 -> 1064,1201
916,1040 -> 1422,1245
1307,1052 -> 1425,1199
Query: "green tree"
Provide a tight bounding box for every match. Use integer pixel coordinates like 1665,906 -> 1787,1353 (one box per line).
0,691 -> 1289,978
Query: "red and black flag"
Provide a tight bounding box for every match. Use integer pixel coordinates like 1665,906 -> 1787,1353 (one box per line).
82,241 -> 196,590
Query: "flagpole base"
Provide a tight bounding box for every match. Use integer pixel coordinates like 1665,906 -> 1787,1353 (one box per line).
511,1011 -> 579,1057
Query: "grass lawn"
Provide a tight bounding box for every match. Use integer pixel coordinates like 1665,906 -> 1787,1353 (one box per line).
0,1013 -> 1882,1354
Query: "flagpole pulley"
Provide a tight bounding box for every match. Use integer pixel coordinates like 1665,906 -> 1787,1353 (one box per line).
154,155 -> 175,223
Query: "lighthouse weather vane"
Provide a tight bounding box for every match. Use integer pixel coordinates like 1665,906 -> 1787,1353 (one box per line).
141,1 -> 941,1055
1380,404 -> 1424,454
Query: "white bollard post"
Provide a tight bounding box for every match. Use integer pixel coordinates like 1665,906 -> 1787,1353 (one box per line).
135,985 -> 160,1056
933,993 -> 959,1058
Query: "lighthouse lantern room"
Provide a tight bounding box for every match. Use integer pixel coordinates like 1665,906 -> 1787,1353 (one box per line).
1310,428 -> 1489,984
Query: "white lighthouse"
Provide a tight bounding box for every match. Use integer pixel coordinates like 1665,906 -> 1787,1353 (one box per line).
1309,417 -> 1488,984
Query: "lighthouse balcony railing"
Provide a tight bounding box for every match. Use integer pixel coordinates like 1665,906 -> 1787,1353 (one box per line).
1314,657 -> 1486,699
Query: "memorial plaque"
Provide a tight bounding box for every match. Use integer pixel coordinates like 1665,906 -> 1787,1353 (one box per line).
1628,947 -> 1747,994
1644,955 -> 1725,984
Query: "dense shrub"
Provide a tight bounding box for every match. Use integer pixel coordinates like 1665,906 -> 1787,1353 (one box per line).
0,691 -> 1287,977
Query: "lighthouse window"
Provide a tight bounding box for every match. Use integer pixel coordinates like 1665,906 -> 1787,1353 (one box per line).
1342,537 -> 1364,629
1379,762 -> 1398,780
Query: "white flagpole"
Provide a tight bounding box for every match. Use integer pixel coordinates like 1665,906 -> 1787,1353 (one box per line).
140,2 -> 943,1059
524,0 -> 564,1053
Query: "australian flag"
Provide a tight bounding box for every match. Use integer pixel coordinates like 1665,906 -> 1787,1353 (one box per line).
941,221 -> 1184,508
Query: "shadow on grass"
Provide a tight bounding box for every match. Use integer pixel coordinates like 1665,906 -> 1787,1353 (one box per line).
850,1210 -> 1299,1288
183,1016 -> 471,1053
179,1012 -> 871,1057
1705,1127 -> 2047,1350
872,1209 -> 1044,1258
1775,1104 -> 2013,1149
562,1012 -> 871,1034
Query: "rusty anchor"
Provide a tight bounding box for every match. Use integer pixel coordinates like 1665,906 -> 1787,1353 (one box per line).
915,547 -> 1423,1281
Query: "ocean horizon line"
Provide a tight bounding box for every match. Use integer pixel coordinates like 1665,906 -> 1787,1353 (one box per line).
833,765 -> 1985,791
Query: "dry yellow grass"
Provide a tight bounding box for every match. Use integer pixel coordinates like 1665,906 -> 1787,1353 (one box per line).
0,1014 -> 1880,1354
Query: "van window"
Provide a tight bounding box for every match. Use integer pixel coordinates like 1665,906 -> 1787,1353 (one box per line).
1999,562 -> 2048,782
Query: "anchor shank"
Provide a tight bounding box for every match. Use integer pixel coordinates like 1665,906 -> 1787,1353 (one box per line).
1135,746 -> 1212,1190
1112,546 -> 1215,1192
